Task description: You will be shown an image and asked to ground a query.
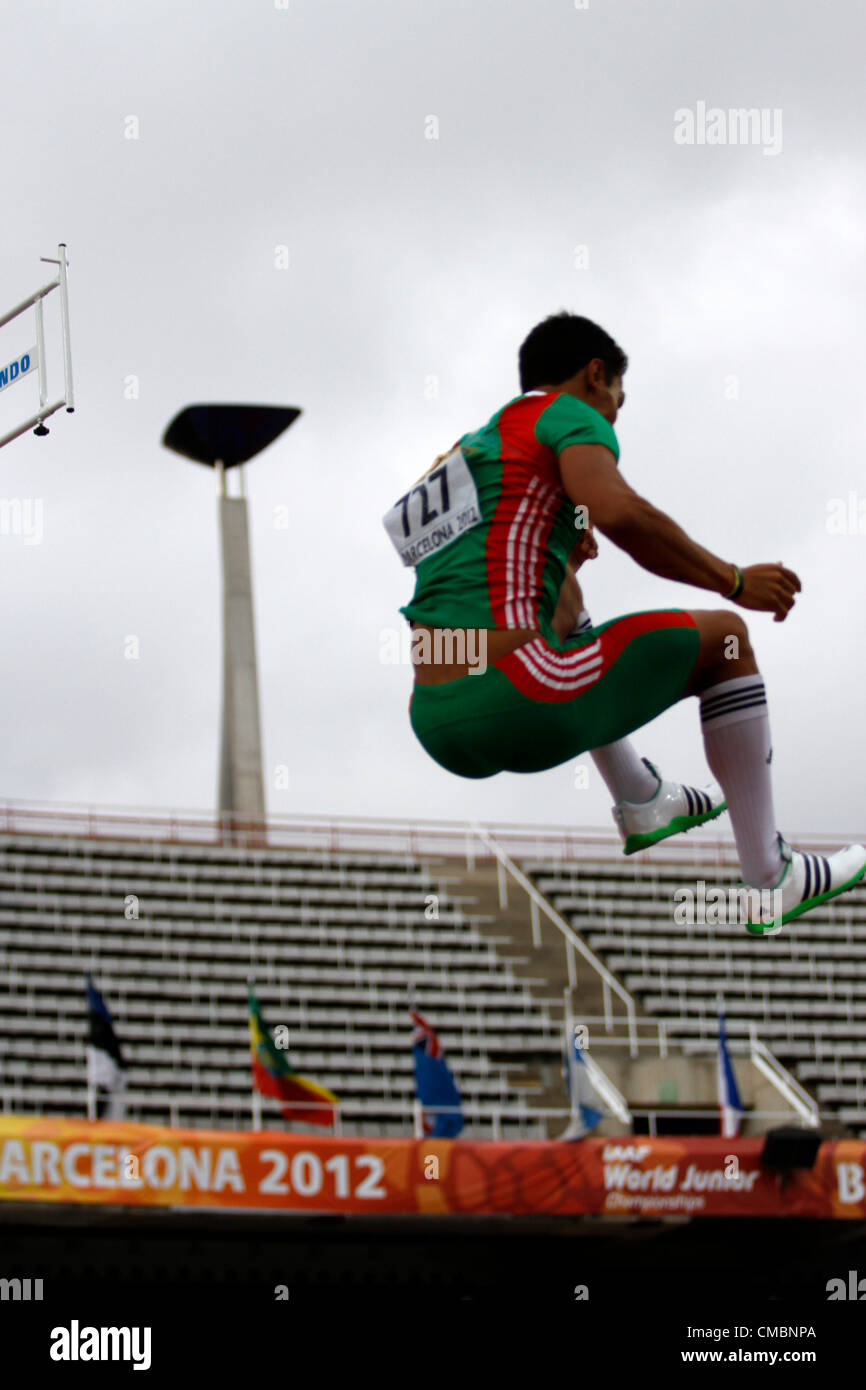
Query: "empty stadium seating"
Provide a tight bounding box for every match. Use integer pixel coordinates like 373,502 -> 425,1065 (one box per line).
0,830 -> 562,1137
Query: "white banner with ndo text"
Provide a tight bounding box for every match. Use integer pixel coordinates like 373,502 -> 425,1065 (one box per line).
0,346 -> 37,395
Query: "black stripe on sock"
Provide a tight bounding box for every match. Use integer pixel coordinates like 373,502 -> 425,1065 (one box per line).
701,699 -> 766,722
701,689 -> 767,711
684,786 -> 694,815
700,681 -> 766,715
706,678 -> 767,706
700,692 -> 767,722
701,694 -> 768,724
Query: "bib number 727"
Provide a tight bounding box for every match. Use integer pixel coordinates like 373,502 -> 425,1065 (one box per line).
395,463 -> 450,538
383,448 -> 481,567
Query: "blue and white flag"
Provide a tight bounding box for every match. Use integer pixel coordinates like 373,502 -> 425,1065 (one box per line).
85,975 -> 127,1120
717,1011 -> 743,1138
562,1026 -> 605,1140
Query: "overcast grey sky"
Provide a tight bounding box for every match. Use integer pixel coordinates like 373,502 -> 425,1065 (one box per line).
1,0 -> 864,838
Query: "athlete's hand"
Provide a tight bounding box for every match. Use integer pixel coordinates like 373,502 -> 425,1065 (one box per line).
733,562 -> 801,622
571,524 -> 599,570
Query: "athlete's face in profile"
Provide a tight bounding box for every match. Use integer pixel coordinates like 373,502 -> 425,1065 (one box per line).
592,370 -> 626,426
559,360 -> 625,425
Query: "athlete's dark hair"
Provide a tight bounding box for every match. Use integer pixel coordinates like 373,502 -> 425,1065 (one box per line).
518,313 -> 628,393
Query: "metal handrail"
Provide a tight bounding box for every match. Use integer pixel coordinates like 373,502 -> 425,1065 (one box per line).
474,824 -> 641,1055
0,798 -> 859,859
749,1038 -> 820,1127
468,837 -> 825,1128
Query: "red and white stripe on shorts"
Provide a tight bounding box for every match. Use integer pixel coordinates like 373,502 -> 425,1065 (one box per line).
494,611 -> 696,704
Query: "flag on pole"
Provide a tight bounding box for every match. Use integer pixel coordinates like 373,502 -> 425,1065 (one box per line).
248,984 -> 339,1127
85,976 -> 127,1120
560,1023 -> 604,1140
717,1010 -> 743,1138
410,1007 -> 463,1138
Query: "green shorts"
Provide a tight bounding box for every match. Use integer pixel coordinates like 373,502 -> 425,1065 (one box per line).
409,610 -> 700,779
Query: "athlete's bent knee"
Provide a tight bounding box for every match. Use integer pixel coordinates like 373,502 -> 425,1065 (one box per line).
724,611 -> 753,662
686,609 -> 758,690
691,609 -> 750,657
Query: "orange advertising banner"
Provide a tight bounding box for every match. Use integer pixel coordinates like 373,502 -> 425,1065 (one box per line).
1,1116 -> 865,1218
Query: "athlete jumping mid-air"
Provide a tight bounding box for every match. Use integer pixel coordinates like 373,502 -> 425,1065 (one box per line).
383,313 -> 866,932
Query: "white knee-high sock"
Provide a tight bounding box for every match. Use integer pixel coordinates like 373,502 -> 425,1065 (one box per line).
575,610 -> 659,804
591,741 -> 660,804
699,675 -> 784,888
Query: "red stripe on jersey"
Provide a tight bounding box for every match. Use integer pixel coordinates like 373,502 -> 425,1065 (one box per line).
496,394 -> 562,486
486,395 -> 566,628
495,611 -> 696,703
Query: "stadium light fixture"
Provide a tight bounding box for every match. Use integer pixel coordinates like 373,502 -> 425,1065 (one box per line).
161,404 -> 300,472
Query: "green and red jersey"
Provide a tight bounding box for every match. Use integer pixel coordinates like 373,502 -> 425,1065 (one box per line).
383,390 -> 620,640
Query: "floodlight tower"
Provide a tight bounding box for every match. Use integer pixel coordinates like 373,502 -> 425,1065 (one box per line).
162,404 -> 301,843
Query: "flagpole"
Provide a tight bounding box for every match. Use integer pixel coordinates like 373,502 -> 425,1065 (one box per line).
564,987 -> 578,1126
409,986 -> 422,1137
248,974 -> 261,1131
85,1055 -> 95,1123
717,992 -> 725,1137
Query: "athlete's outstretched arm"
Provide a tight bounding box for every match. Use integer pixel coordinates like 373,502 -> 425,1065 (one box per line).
558,443 -> 801,622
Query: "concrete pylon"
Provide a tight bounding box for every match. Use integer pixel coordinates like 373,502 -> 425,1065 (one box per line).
161,403 -> 302,846
217,472 -> 265,841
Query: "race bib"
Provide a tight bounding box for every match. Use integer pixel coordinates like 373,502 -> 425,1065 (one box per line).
383,448 -> 482,567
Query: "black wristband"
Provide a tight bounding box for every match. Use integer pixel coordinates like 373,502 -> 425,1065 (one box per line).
724,564 -> 744,600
